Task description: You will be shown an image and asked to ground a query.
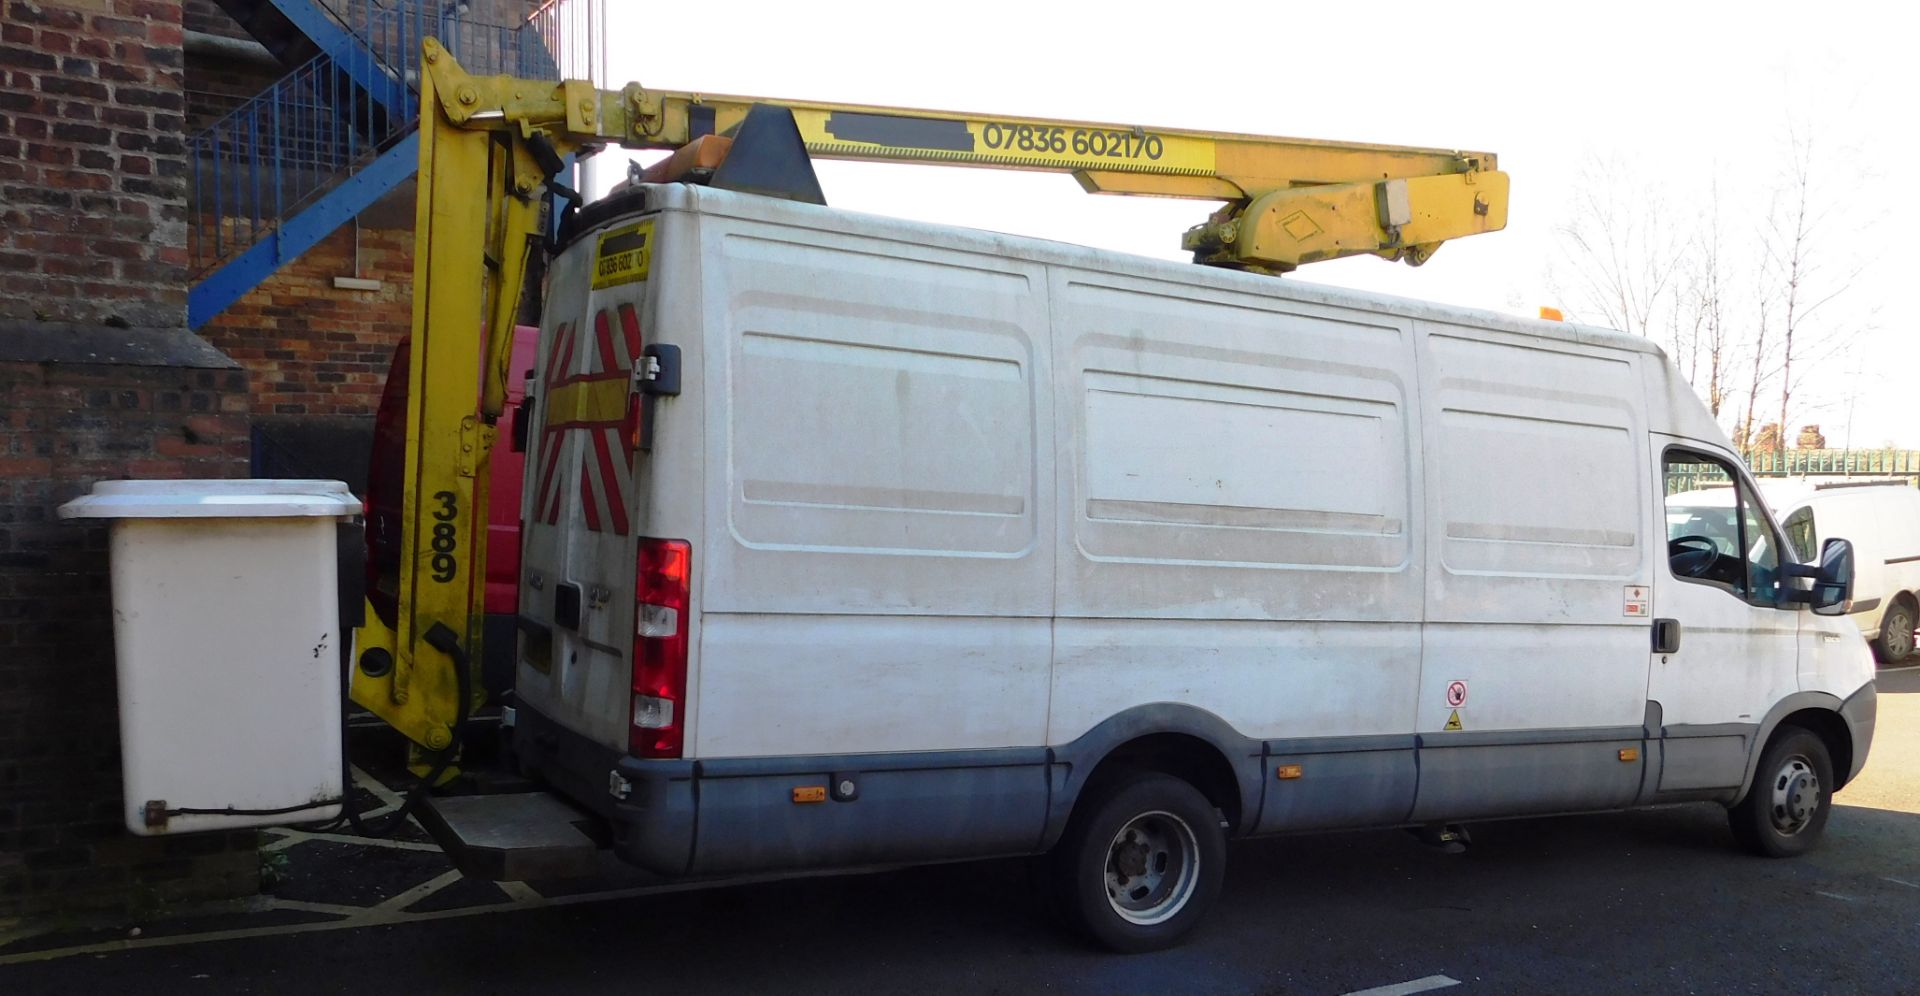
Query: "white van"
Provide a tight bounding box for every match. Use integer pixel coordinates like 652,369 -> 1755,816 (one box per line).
1771,481 -> 1920,663
507,184 -> 1876,951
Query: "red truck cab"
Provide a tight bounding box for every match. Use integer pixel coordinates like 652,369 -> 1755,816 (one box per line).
365,326 -> 539,696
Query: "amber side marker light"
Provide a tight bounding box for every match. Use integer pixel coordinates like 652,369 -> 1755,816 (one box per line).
1276,764 -> 1304,780
1618,748 -> 1640,762
793,786 -> 827,804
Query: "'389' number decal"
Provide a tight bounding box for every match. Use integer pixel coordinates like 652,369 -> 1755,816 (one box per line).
429,490 -> 458,583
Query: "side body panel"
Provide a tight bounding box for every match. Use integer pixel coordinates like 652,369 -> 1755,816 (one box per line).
692,215 -> 1056,760
1411,322 -> 1653,818
1045,268 -> 1426,833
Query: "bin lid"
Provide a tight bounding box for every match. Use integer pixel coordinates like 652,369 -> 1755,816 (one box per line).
58,479 -> 362,519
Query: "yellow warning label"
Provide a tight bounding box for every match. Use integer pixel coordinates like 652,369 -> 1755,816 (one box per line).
1444,709 -> 1464,732
592,220 -> 653,290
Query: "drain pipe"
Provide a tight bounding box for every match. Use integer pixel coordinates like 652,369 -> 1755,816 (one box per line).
184,29 -> 281,72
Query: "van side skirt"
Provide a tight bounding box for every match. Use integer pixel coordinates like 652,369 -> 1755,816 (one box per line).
515,696 -> 1866,879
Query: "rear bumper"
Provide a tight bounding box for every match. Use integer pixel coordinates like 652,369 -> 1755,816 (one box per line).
511,699 -> 697,875
1841,681 -> 1877,784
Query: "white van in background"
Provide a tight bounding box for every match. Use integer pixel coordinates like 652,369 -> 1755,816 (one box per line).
1771,481 -> 1920,663
505,184 -> 1877,951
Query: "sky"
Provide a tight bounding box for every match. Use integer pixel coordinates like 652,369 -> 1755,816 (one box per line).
589,0 -> 1917,447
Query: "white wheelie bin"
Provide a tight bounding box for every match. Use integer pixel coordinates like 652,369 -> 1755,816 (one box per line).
59,479 -> 361,835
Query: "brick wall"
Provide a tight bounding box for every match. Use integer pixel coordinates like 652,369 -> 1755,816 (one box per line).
199,222 -> 414,419
0,0 -> 267,918
0,0 -> 190,329
0,323 -> 260,917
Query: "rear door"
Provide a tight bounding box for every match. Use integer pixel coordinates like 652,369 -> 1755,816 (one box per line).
515,215 -> 658,749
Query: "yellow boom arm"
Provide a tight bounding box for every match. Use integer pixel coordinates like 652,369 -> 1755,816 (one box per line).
349,40 -> 1511,756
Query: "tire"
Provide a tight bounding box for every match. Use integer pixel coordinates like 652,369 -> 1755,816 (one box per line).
1050,770 -> 1227,953
1728,726 -> 1835,858
1874,598 -> 1916,664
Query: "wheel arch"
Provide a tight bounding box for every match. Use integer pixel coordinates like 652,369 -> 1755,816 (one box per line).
1042,704 -> 1264,850
1730,690 -> 1861,805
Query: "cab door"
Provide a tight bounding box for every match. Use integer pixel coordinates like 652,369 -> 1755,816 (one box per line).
1648,440 -> 1800,795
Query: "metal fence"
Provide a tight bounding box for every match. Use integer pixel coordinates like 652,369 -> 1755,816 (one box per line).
190,51 -> 402,270
521,0 -> 605,84
1743,448 -> 1920,479
1666,449 -> 1920,497
188,0 -> 598,276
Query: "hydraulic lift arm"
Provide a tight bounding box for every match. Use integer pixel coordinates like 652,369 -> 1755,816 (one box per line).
349,41 -> 1511,758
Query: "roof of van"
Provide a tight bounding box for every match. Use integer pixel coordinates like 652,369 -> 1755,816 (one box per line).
1767,478 -> 1920,509
1676,479 -> 1920,515
633,184 -> 1665,362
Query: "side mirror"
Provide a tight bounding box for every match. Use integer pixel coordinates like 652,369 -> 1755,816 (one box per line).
1810,537 -> 1854,615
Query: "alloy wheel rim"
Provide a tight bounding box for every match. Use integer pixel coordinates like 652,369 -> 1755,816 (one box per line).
1887,609 -> 1915,659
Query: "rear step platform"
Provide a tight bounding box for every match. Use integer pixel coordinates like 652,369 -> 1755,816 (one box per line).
418,791 -> 611,881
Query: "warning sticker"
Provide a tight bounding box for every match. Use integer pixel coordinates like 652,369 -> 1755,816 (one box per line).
592,220 -> 653,290
1623,584 -> 1650,618
1444,709 -> 1464,732
1446,680 -> 1468,707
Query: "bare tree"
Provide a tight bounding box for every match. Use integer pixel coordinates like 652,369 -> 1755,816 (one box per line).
1549,133 -> 1869,448
1762,121 -> 1863,462
1552,157 -> 1689,353
1736,285 -> 1776,454
1688,178 -> 1731,418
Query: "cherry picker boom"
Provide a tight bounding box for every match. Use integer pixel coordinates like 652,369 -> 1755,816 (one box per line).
349,38 -> 1510,769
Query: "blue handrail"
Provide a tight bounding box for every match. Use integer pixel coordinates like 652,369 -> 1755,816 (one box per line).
188,0 -> 591,278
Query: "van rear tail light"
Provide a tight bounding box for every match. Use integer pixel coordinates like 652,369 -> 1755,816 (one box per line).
631,538 -> 691,758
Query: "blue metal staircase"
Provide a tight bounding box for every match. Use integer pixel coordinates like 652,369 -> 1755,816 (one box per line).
188,0 -> 585,328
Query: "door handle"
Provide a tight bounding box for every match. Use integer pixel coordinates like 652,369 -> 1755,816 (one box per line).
1652,617 -> 1682,655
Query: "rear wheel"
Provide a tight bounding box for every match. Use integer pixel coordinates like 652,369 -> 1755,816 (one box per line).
1874,598 -> 1916,664
1728,726 -> 1834,858
1050,771 -> 1226,953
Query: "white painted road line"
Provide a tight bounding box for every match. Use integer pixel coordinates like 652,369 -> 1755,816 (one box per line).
351,766 -> 406,810
266,899 -> 368,919
373,869 -> 464,912
498,880 -> 544,903
260,828 -> 443,854
0,865 -> 895,967
1882,876 -> 1918,889
1343,974 -> 1463,996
